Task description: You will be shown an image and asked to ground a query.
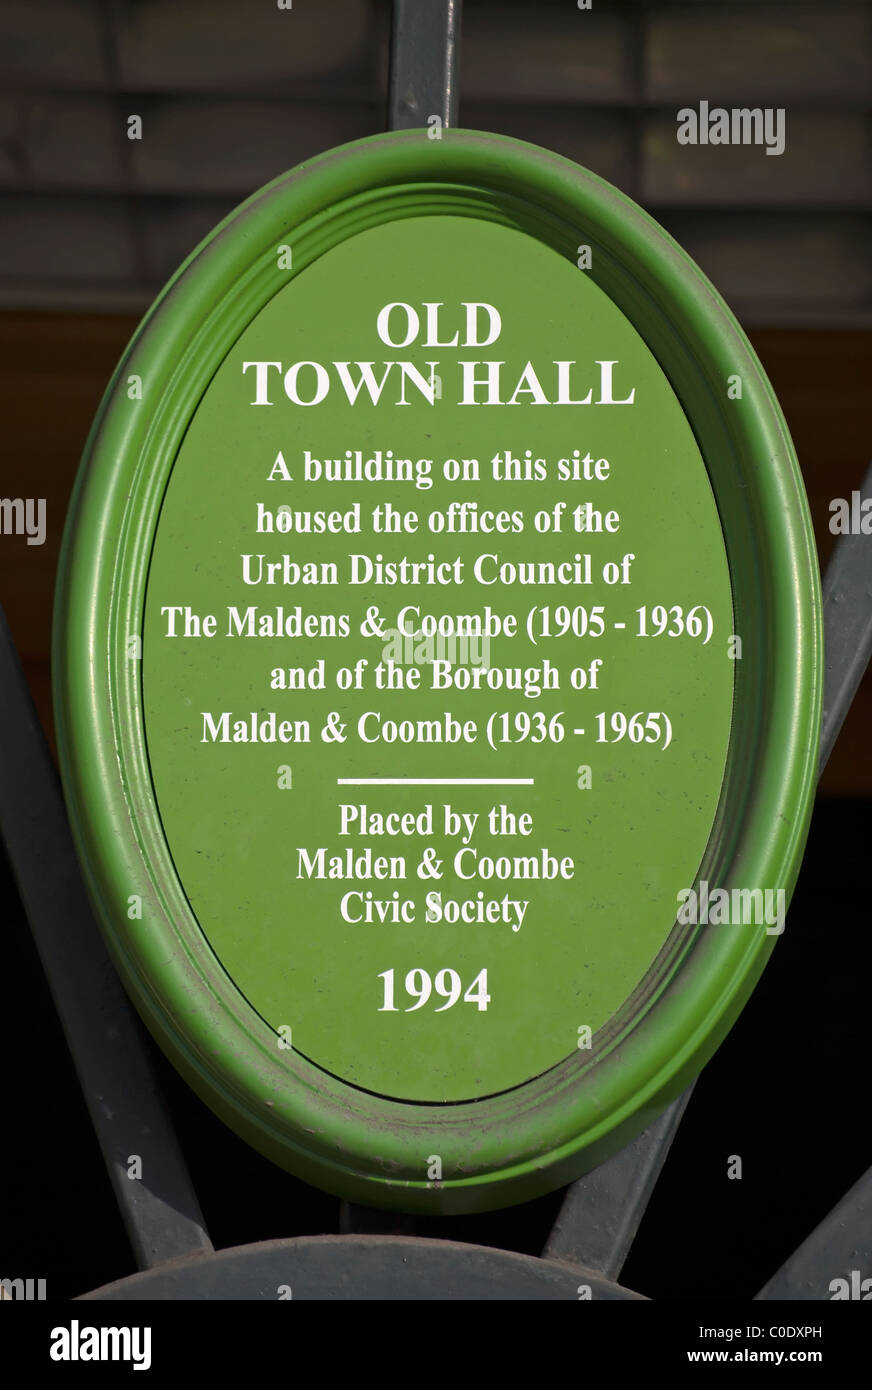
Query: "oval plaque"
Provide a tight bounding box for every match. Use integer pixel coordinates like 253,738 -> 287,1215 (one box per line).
54,131 -> 821,1210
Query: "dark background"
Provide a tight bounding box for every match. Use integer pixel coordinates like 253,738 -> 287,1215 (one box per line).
0,0 -> 869,1300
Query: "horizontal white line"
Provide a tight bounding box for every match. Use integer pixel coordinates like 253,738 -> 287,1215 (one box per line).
336,778 -> 535,786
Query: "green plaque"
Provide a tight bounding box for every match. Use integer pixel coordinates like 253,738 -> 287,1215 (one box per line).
54,131 -> 821,1209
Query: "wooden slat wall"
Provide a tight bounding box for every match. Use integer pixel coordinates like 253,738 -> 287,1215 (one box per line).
0,312 -> 868,792
0,0 -> 869,321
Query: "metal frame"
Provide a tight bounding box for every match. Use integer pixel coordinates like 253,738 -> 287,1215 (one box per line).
1,0 -> 869,1299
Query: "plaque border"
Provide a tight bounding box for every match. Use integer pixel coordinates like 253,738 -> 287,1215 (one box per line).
53,129 -> 822,1212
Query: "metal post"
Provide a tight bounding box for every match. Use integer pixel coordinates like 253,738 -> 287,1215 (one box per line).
0,604 -> 213,1273
756,1165 -> 872,1300
543,1092 -> 692,1277
818,460 -> 872,773
388,0 -> 462,132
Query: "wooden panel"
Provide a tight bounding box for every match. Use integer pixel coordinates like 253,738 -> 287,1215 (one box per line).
12,94 -> 123,190
461,103 -> 636,190
129,99 -> 378,195
661,213 -> 872,324
142,197 -> 239,281
462,2 -> 634,103
115,0 -> 375,91
0,196 -> 139,283
0,0 -> 103,87
646,4 -> 871,104
643,114 -> 871,209
0,0 -> 868,321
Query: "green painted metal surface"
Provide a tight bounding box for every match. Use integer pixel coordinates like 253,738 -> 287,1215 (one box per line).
53,129 -> 821,1210
143,214 -> 733,1102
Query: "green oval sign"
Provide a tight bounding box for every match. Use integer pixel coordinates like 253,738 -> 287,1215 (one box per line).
143,214 -> 734,1102
54,131 -> 821,1208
